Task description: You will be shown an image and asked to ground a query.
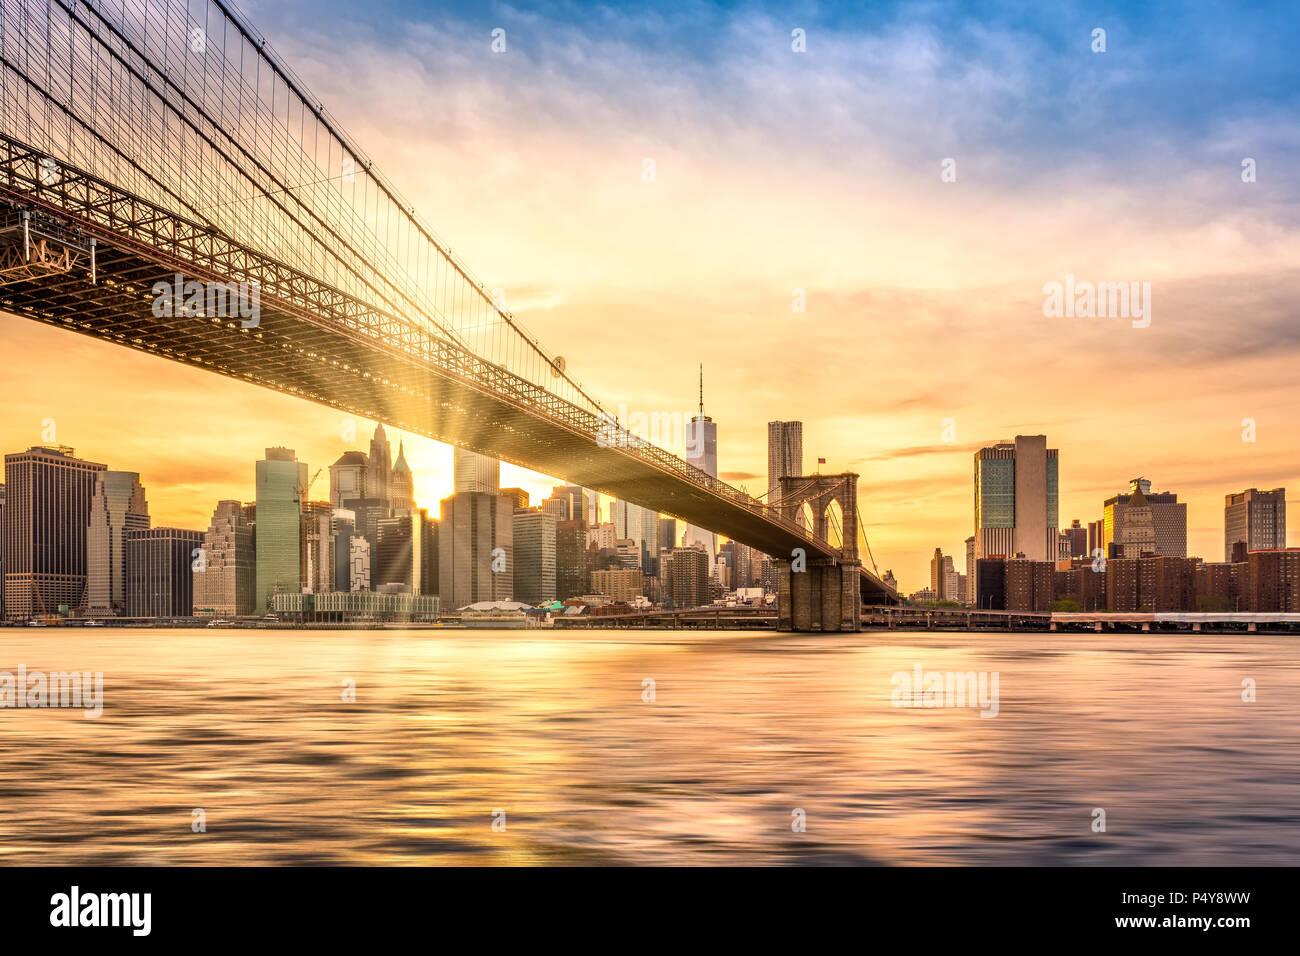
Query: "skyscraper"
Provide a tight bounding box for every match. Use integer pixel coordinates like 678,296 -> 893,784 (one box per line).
974,435 -> 1058,560
555,518 -> 588,600
0,482 -> 5,620
454,448 -> 499,494
610,498 -> 656,569
667,546 -> 710,609
500,488 -> 531,511
438,490 -> 512,607
85,470 -> 150,617
2,445 -> 105,621
302,500 -> 334,595
1102,478 -> 1186,558
682,366 -> 718,573
513,509 -> 557,605
548,485 -> 588,528
964,535 -> 975,603
767,420 -> 803,504
1087,520 -> 1104,557
930,547 -> 957,601
192,500 -> 255,617
125,527 -> 202,618
329,451 -> 368,508
331,510 -> 356,594
721,539 -> 755,589
1224,488 -> 1286,561
375,508 -> 436,594
657,516 -> 677,555
1064,518 -> 1088,559
1116,483 -> 1156,557
255,447 -> 307,613
368,425 -> 393,504
350,535 -> 371,592
389,441 -> 415,511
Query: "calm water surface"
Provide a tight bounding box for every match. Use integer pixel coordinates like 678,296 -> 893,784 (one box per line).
1,629 -> 1296,865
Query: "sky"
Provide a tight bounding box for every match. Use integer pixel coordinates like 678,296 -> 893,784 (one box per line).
2,0 -> 1298,589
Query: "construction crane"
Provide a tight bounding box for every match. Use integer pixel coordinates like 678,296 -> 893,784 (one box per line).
297,467 -> 328,596
31,588 -> 61,626
296,467 -> 323,503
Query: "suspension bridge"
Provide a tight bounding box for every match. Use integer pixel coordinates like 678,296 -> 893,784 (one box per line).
0,0 -> 898,628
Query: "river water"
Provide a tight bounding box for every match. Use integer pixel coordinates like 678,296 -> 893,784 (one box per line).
0,629 -> 1295,865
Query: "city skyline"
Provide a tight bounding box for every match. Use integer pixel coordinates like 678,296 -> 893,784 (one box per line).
0,416 -> 1291,596
2,0 -> 1298,590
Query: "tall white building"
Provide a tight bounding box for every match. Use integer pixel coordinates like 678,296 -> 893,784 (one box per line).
683,366 -> 718,574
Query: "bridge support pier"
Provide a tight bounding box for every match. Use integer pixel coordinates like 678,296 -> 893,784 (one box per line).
777,558 -> 861,632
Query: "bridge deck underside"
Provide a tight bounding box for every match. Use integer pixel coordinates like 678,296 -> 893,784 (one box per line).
0,235 -> 895,600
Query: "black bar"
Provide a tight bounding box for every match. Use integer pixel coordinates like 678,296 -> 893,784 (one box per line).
0,866 -> 1280,942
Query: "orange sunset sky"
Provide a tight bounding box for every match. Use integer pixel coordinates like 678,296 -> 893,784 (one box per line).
2,1 -> 1298,590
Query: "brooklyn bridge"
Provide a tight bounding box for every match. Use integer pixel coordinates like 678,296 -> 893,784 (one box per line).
0,0 -> 898,628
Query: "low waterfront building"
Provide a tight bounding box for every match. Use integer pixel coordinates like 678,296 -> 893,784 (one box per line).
272,590 -> 439,622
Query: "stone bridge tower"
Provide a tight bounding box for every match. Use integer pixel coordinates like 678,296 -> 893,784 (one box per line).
774,472 -> 861,632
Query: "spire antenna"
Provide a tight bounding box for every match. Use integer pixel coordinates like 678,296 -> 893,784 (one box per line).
698,363 -> 704,417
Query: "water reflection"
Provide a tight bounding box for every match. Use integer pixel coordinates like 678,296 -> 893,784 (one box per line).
0,630 -> 1295,865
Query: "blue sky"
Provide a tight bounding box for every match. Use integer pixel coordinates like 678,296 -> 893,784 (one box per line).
246,0 -> 1299,202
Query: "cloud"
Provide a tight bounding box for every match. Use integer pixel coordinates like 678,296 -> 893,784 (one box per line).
852,441 -> 988,464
